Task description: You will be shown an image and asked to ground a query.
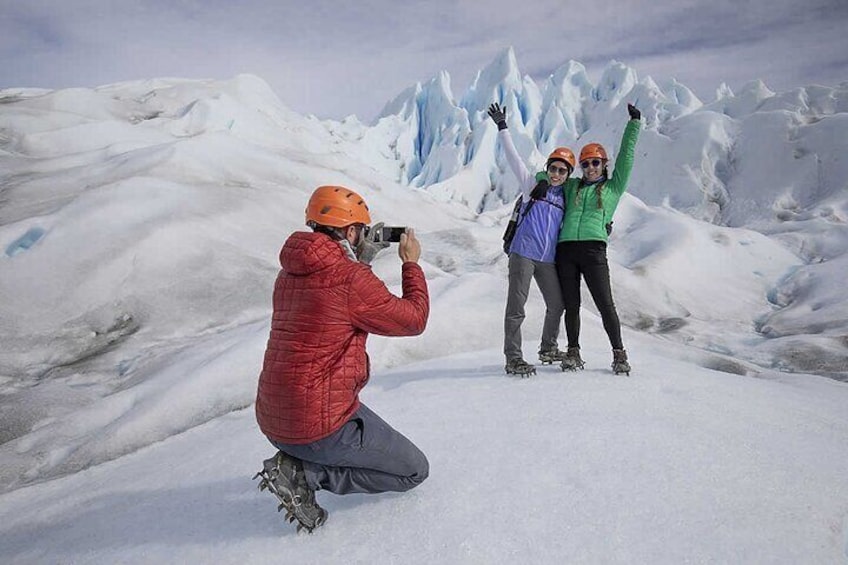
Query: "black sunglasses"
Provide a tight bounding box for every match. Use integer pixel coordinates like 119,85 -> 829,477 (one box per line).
547,164 -> 571,176
580,159 -> 603,169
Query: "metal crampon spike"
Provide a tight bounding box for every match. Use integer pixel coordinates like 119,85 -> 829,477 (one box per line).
256,452 -> 326,534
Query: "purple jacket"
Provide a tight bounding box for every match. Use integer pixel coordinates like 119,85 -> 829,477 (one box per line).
499,130 -> 564,263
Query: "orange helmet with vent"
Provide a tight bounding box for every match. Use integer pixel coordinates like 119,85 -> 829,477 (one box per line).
579,143 -> 608,163
305,185 -> 371,228
547,147 -> 576,171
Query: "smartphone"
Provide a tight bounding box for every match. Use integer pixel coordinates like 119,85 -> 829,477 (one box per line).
376,226 -> 407,243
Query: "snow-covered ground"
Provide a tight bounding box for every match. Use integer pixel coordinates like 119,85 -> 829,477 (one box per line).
1,54 -> 847,563
2,343 -> 847,564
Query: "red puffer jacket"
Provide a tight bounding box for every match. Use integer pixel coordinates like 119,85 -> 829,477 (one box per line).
256,231 -> 429,444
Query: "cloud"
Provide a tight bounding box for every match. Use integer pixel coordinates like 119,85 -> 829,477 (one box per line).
1,0 -> 846,120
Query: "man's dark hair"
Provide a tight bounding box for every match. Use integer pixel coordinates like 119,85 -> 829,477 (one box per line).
310,222 -> 346,241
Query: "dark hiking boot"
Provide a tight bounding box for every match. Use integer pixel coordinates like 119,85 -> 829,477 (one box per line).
538,347 -> 566,365
612,348 -> 631,376
560,346 -> 585,371
254,451 -> 327,533
505,358 -> 536,377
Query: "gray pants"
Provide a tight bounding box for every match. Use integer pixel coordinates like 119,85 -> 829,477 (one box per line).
270,404 -> 429,495
504,252 -> 564,361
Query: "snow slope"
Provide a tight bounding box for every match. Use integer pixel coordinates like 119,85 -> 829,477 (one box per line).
1,342 -> 847,563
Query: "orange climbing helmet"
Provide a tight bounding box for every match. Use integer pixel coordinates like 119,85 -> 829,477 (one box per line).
579,143 -> 608,163
547,147 -> 576,171
305,185 -> 371,228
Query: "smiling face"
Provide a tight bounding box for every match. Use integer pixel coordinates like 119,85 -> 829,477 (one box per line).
546,161 -> 572,186
580,158 -> 605,182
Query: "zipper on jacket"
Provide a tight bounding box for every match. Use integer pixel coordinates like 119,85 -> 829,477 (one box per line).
576,184 -> 589,240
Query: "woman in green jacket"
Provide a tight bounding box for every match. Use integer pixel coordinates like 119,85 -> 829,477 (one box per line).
556,103 -> 641,375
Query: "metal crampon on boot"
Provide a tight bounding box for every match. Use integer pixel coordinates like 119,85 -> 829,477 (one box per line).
505,358 -> 536,377
560,346 -> 585,372
612,348 -> 631,376
254,451 -> 327,533
538,348 -> 566,365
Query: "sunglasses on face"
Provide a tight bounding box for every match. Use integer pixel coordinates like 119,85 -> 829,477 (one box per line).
580,159 -> 603,169
547,164 -> 571,176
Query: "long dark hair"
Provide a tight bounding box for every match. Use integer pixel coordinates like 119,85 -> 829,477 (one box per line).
530,179 -> 550,201
578,164 -> 609,209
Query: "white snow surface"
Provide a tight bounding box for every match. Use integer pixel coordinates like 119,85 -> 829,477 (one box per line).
1,57 -> 847,563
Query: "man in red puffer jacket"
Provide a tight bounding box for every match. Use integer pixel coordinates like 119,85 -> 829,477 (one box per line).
254,185 -> 430,533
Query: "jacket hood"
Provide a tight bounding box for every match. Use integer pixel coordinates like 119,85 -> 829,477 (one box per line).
280,231 -> 347,275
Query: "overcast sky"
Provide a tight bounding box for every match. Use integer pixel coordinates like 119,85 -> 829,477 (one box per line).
2,0 -> 847,122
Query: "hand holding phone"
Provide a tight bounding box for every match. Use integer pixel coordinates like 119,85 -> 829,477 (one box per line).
398,228 -> 420,263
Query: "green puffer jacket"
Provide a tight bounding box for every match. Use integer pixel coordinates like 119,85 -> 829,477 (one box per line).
557,119 -> 641,243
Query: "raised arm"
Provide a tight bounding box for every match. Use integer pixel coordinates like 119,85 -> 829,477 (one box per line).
488,103 -> 536,199
349,264 -> 429,336
608,104 -> 642,196
349,229 -> 429,336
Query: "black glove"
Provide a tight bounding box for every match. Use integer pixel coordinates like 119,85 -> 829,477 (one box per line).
355,222 -> 390,265
487,103 -> 507,130
627,103 -> 641,121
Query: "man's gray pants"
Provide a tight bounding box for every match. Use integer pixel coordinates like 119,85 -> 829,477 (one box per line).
504,252 -> 564,361
270,403 -> 429,495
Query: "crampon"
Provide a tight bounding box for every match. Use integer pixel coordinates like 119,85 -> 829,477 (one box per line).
505,358 -> 536,377
612,349 -> 631,376
254,452 -> 327,534
560,347 -> 585,372
538,348 -> 566,365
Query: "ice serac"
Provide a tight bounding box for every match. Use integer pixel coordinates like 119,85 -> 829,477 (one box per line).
373,50 -> 847,240
704,79 -> 775,118
460,47 -> 526,129
373,73 -> 470,187
664,78 -> 702,112
411,72 -> 470,188
458,47 -> 544,205
592,60 -> 638,108
372,47 -> 551,207
375,55 -> 667,212
538,60 -> 593,146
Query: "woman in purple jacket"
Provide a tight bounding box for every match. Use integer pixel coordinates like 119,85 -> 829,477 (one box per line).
488,103 -> 575,376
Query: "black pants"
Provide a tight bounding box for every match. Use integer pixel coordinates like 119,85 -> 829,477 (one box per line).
555,241 -> 623,350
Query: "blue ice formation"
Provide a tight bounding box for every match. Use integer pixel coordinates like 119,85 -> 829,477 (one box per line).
5,227 -> 46,257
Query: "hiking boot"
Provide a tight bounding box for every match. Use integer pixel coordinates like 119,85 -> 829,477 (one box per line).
612,348 -> 631,376
538,347 -> 566,365
254,451 -> 327,533
505,358 -> 536,377
560,346 -> 585,371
